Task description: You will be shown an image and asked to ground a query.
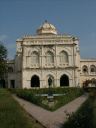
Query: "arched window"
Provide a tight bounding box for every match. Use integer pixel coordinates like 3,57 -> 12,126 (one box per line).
31,51 -> 39,64
90,65 -> 96,73
46,51 -> 54,64
8,67 -> 13,73
82,65 -> 88,74
59,51 -> 68,63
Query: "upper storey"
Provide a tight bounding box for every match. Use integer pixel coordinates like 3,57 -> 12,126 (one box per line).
36,20 -> 58,35
16,21 -> 79,53
16,21 -> 78,42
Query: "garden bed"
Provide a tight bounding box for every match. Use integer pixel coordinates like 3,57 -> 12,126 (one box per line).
10,87 -> 84,111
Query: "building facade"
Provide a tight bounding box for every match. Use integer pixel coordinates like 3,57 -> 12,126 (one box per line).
7,21 -> 96,88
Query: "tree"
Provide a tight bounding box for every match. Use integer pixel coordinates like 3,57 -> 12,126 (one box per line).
0,42 -> 7,80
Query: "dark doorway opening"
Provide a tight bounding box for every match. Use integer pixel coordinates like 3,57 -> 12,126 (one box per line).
31,75 -> 40,87
0,79 -> 5,88
60,74 -> 69,87
10,80 -> 15,88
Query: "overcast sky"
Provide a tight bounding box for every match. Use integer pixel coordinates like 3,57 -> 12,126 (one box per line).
0,0 -> 96,59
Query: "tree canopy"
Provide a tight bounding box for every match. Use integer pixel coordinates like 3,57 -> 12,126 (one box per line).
0,42 -> 7,79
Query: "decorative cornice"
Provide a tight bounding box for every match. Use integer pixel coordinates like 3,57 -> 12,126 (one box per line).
22,34 -> 78,40
80,59 -> 96,62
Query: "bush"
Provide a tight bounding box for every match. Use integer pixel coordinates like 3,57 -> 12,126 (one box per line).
15,89 -> 42,106
63,92 -> 96,128
11,87 -> 84,111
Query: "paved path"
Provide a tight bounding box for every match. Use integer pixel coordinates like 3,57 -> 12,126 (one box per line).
13,95 -> 88,128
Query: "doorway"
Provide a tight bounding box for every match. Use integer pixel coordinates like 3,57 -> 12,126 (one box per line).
10,80 -> 15,88
31,75 -> 40,87
60,74 -> 69,87
0,79 -> 5,88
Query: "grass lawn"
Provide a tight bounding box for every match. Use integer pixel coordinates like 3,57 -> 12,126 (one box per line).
11,87 -> 84,111
0,89 -> 44,128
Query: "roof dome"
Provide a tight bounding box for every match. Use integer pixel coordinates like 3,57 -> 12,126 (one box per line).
36,20 -> 57,35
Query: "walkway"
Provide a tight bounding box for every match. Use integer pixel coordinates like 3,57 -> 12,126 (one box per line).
13,95 -> 88,128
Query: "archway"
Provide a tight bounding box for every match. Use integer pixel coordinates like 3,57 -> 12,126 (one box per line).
31,75 -> 40,87
60,74 -> 69,87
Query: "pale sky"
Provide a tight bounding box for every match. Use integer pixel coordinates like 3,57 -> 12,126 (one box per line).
0,0 -> 96,59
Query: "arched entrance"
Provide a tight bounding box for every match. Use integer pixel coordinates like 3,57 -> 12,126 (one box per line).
60,74 -> 69,87
31,75 -> 40,87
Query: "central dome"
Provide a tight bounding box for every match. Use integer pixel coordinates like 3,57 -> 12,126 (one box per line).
36,20 -> 57,35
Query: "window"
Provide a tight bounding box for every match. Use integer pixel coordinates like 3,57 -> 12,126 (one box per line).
8,67 -> 13,73
59,51 -> 68,63
46,51 -> 54,64
31,51 -> 39,64
31,75 -> 40,87
10,80 -> 15,88
90,65 -> 96,73
82,65 -> 88,74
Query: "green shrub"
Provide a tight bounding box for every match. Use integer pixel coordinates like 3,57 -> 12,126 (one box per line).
11,87 -> 84,111
63,93 -> 96,128
15,89 -> 42,106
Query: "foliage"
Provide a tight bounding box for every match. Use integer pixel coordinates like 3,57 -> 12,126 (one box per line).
83,86 -> 96,92
0,89 -> 44,128
20,87 -> 83,95
83,79 -> 96,88
10,87 -> 84,111
0,42 -> 7,79
63,90 -> 96,128
93,94 -> 96,128
15,89 -> 42,106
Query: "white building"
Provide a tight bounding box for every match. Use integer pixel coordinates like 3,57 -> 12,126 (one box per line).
7,21 -> 96,88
